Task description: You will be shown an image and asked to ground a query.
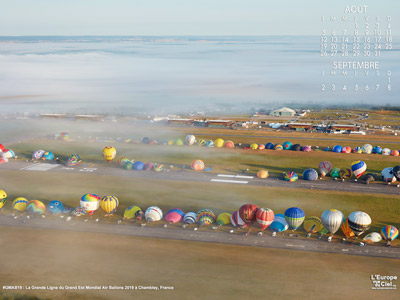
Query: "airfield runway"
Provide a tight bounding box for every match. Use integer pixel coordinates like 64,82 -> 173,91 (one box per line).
1,161 -> 399,196
0,215 -> 398,259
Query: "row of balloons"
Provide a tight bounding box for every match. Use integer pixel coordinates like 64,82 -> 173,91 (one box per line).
1,189 -> 397,246
137,135 -> 400,158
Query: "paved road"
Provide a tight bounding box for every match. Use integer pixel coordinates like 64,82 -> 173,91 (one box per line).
1,161 -> 400,196
0,215 -> 398,259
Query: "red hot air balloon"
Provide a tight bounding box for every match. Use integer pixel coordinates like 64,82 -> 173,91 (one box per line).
239,204 -> 259,228
256,208 -> 275,231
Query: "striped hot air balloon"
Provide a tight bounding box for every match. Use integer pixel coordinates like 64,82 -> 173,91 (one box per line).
348,211 -> 371,236
321,209 -> 344,235
339,168 -> 352,180
351,161 -> 367,179
381,225 -> 399,242
183,212 -> 197,224
191,159 -> 205,171
196,209 -> 216,225
145,206 -> 163,222
284,171 -> 298,182
284,207 -> 305,230
80,194 -> 101,214
341,217 -> 355,239
12,197 -> 29,212
230,210 -> 246,228
239,204 -> 259,228
26,200 -> 46,215
256,208 -> 274,231
303,216 -> 324,234
101,195 -> 119,215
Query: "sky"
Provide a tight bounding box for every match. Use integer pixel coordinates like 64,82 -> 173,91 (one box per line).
1,0 -> 399,36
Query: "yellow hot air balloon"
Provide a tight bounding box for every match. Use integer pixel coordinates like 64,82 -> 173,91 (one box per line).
303,216 -> 324,235
101,195 -> 119,215
341,217 -> 355,238
0,190 -> 7,209
250,143 -> 258,150
257,170 -> 269,179
217,213 -> 231,226
214,138 -> 224,148
102,146 -> 116,162
124,205 -> 142,219
12,197 -> 29,211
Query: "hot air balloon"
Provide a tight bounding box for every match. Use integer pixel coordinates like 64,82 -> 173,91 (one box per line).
381,225 -> 399,245
284,171 -> 298,182
2,149 -> 15,159
145,206 -> 163,222
256,208 -> 274,231
282,141 -> 292,150
101,196 -> 119,215
239,204 -> 259,228
391,150 -> 399,156
183,212 -> 197,224
230,210 -> 246,228
123,206 -> 142,219
257,170 -> 269,179
270,214 -> 289,232
258,144 -> 265,150
80,194 -> 101,214
362,144 -> 372,154
321,209 -> 344,236
154,163 -> 164,172
196,209 -> 216,225
341,146 -> 351,154
351,161 -> 367,179
42,151 -> 54,160
65,154 -> 81,167
348,211 -> 371,236
118,157 -> 130,167
224,141 -> 235,148
319,161 -> 332,178
353,146 -> 362,153
26,200 -> 46,215
341,217 -> 355,239
393,166 -> 400,181
12,197 -> 28,211
72,207 -> 87,217
32,150 -> 45,160
168,140 -> 175,146
330,167 -> 340,178
124,161 -> 134,170
303,216 -> 324,236
381,167 -> 397,183
284,207 -> 305,230
0,144 -> 5,152
273,144 -> 283,151
102,146 -> 116,162
332,145 -> 342,153
214,138 -> 224,148
303,168 -> 318,181
363,232 -> 382,244
175,138 -> 184,146
191,159 -> 205,171
339,168 -> 352,180
250,143 -> 259,150
265,143 -> 274,150
133,161 -> 144,170
205,140 -> 214,147
143,163 -> 154,171
301,145 -> 311,152
292,144 -> 301,151
47,200 -> 64,214
0,189 -> 7,209
372,146 -> 382,154
165,209 -> 185,223
216,213 -> 231,226
185,135 -> 196,146
0,157 -> 8,164
382,148 -> 391,155
363,173 -> 376,184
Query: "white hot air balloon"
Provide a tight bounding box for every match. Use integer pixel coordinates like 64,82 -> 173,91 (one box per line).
321,209 -> 344,235
348,211 -> 372,236
145,206 -> 163,222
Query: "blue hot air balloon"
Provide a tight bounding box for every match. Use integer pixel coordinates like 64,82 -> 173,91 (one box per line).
303,168 -> 318,181
48,200 -> 64,214
332,145 -> 342,153
270,214 -> 289,232
284,207 -> 305,230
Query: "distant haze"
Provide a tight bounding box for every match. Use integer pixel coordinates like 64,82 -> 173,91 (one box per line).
0,36 -> 398,115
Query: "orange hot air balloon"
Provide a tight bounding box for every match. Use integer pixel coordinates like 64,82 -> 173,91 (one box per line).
341,217 -> 355,238
256,208 -> 274,231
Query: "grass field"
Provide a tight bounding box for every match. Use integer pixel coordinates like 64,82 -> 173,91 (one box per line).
0,227 -> 399,300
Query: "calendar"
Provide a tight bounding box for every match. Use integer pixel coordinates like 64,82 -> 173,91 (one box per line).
320,5 -> 392,93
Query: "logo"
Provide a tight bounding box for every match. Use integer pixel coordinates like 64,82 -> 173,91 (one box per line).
371,275 -> 397,290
